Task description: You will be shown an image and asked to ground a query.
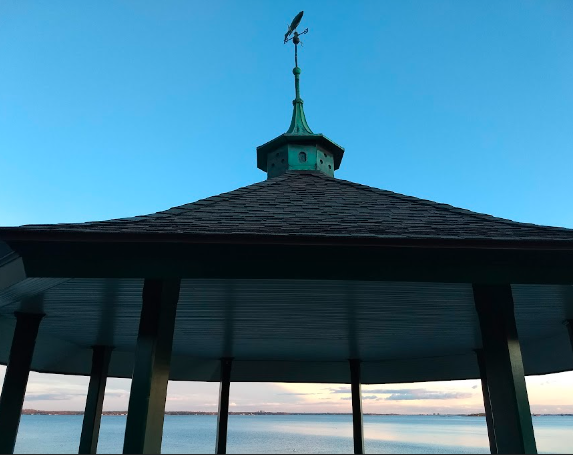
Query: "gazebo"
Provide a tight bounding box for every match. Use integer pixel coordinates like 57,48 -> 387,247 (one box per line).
0,33 -> 572,455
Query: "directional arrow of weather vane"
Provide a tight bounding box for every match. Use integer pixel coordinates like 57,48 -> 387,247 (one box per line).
284,11 -> 309,67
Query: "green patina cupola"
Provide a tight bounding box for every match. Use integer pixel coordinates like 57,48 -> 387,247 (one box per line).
257,65 -> 344,179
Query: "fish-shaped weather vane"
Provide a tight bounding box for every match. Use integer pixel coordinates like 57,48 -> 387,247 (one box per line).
284,11 -> 308,67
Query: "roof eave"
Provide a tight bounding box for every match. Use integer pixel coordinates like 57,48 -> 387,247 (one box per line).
2,228 -> 573,251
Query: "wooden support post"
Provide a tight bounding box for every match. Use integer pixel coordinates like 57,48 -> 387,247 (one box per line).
123,279 -> 181,454
476,349 -> 497,454
215,358 -> 233,454
473,284 -> 537,454
79,346 -> 113,454
0,312 -> 43,454
349,359 -> 364,455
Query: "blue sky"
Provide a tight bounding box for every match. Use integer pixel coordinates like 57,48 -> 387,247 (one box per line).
1,1 -> 572,413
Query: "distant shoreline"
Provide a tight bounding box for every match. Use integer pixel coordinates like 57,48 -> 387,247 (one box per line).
21,410 -> 572,417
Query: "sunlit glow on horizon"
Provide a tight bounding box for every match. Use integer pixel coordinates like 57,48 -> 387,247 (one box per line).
1,366 -> 571,414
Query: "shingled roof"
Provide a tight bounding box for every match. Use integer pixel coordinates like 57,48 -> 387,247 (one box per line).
3,171 -> 573,243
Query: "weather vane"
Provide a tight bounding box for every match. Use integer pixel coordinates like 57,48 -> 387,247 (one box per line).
284,11 -> 308,67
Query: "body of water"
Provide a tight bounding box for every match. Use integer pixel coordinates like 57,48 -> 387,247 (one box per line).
14,414 -> 573,454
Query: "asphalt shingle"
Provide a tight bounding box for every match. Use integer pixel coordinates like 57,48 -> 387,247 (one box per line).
6,171 -> 573,242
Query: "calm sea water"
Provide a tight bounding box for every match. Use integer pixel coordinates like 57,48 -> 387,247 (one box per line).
14,414 -> 572,454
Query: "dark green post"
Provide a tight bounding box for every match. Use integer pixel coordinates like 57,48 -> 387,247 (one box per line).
476,349 -> 497,454
349,359 -> 364,455
473,284 -> 537,454
215,358 -> 233,454
123,279 -> 181,454
79,346 -> 113,454
0,312 -> 43,454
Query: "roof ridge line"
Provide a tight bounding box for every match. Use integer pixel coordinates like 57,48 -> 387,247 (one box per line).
305,172 -> 573,233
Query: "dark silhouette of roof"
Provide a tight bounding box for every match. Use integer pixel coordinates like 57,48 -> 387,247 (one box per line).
5,171 -> 573,242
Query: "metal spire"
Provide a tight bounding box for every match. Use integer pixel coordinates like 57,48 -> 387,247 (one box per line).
284,11 -> 312,135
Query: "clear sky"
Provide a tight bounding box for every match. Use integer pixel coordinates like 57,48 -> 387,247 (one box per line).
1,0 -> 572,414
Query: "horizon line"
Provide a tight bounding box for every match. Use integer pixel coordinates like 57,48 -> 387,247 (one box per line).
21,410 -> 571,417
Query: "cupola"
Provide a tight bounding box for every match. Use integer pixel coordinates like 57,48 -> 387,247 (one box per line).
256,25 -> 344,179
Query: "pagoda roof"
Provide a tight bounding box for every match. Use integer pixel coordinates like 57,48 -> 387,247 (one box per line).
1,172 -> 573,383
2,171 -> 573,245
